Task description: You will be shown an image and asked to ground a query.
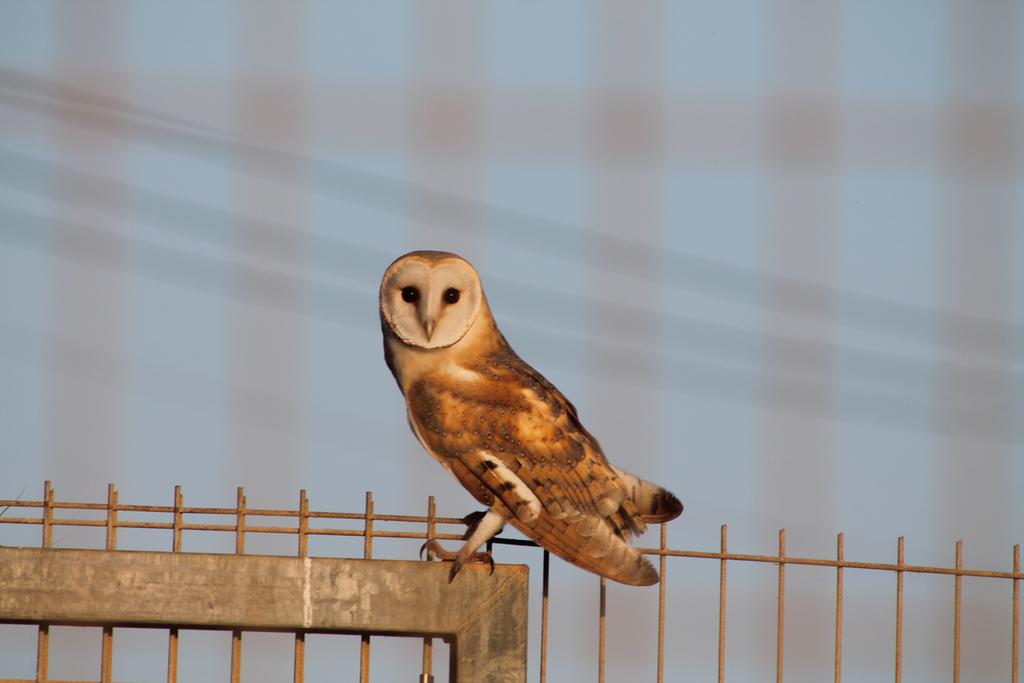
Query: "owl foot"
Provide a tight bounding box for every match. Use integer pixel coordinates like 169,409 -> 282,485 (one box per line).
448,550 -> 495,583
419,540 -> 496,582
420,509 -> 505,582
420,539 -> 455,562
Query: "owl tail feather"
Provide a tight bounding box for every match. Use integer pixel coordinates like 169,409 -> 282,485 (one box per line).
511,512 -> 660,586
612,466 -> 684,524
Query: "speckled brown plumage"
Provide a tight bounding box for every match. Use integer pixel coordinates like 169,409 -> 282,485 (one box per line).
380,250 -> 683,586
412,342 -> 665,583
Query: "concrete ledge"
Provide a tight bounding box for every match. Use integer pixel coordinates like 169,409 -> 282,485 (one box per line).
0,546 -> 528,683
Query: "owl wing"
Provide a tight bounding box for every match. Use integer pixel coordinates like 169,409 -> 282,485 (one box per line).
405,346 -> 665,586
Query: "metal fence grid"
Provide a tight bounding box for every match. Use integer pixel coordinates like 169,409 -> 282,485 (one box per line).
0,482 -> 1020,683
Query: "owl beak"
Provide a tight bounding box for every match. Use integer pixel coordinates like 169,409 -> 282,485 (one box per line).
421,296 -> 441,341
422,315 -> 437,341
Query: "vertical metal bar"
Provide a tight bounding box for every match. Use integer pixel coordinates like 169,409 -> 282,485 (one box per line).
540,549 -> 550,683
360,491 -> 374,683
41,481 -> 53,548
420,638 -> 433,683
101,484 -> 117,683
36,480 -> 53,683
172,485 -> 184,552
718,524 -> 727,683
35,621 -> 50,679
598,576 -> 607,683
954,540 -> 962,683
657,523 -> 667,683
168,486 -> 182,683
294,489 -> 308,683
234,486 -> 247,554
895,536 -> 904,683
834,532 -> 844,683
1013,544 -> 1020,683
167,625 -> 179,683
420,496 -> 435,683
105,484 -> 119,547
230,626 -> 243,680
231,487 -> 246,683
777,529 -> 786,683
297,488 -> 309,557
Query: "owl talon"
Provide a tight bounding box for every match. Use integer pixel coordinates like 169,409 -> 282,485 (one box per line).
447,550 -> 494,583
421,539 -> 457,562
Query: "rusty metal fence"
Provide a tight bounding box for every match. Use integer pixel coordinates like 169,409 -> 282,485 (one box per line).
0,482 -> 1020,682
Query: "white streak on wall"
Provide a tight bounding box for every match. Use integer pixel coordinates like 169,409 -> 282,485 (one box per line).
303,556 -> 312,628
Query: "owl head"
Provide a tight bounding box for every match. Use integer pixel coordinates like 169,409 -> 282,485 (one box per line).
379,251 -> 487,349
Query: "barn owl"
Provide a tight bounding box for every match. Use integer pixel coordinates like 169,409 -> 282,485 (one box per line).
380,250 -> 682,586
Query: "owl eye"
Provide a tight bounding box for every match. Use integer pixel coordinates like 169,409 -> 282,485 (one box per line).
443,288 -> 461,304
401,286 -> 420,303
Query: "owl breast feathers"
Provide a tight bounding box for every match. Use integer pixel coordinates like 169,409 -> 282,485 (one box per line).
380,250 -> 682,586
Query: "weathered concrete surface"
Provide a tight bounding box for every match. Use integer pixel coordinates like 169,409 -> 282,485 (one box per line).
0,547 -> 528,682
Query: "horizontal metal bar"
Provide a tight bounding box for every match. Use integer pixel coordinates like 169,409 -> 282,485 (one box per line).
5,498 -> 1021,580
0,500 -> 464,526
0,518 -> 50,525
636,548 -> 1024,580
1,518 -> 106,528
0,519 -> 467,541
